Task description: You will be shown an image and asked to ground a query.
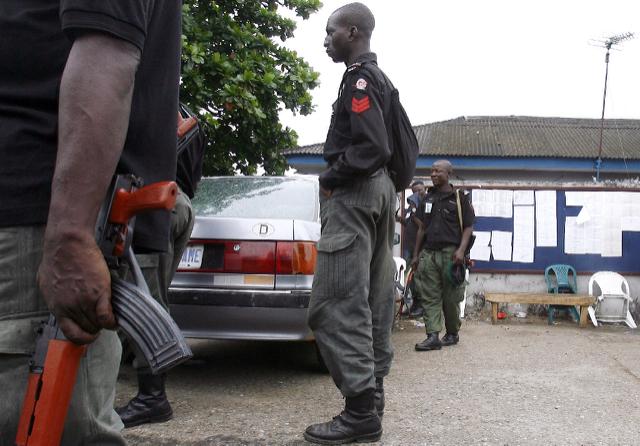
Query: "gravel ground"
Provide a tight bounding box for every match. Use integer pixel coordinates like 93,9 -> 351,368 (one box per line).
117,316 -> 640,445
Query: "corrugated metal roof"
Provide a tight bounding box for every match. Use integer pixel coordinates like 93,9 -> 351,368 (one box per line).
283,116 -> 640,160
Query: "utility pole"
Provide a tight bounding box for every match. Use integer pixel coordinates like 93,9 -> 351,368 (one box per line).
593,32 -> 634,181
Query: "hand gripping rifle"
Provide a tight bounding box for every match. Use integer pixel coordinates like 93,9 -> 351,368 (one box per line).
16,175 -> 193,446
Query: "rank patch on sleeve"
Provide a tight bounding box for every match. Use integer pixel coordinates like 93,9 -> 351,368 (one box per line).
352,96 -> 370,113
355,78 -> 368,90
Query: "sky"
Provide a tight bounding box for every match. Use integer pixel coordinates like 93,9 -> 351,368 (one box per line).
279,0 -> 640,147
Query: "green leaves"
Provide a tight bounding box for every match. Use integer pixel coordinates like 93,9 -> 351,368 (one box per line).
181,0 -> 321,175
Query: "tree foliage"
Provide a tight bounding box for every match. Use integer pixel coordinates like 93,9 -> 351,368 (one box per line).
181,0 -> 321,176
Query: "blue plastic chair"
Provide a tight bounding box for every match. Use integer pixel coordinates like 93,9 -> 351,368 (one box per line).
545,264 -> 580,324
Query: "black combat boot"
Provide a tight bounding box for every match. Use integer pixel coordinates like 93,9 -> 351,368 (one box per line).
115,372 -> 173,428
415,332 -> 442,351
441,332 -> 459,346
304,389 -> 382,444
374,377 -> 384,419
409,305 -> 424,318
408,296 -> 423,318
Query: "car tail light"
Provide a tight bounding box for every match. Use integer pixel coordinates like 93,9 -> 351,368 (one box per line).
183,240 -> 275,274
180,240 -> 317,275
276,241 -> 317,275
223,241 -> 275,274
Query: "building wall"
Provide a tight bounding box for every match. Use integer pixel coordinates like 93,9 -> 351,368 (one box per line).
433,169 -> 626,184
467,272 -> 640,296
289,155 -> 639,186
464,273 -> 640,323
288,156 -> 640,321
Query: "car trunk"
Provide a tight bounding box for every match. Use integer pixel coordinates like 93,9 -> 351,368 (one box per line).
176,217 -> 316,291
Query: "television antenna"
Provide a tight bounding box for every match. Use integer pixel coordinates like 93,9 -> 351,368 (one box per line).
592,32 -> 635,181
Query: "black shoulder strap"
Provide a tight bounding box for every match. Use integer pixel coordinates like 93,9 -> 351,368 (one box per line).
357,61 -> 394,92
354,62 -> 396,128
337,61 -> 386,107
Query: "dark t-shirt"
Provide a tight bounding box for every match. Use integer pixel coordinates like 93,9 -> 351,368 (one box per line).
416,186 -> 475,251
0,0 -> 181,252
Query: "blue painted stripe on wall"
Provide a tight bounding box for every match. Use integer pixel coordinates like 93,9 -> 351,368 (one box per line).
285,155 -> 640,172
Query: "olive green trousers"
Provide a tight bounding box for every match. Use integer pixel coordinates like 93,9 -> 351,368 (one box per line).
413,246 -> 464,335
308,171 -> 396,397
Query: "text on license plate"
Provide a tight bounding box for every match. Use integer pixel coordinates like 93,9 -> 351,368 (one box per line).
179,245 -> 204,270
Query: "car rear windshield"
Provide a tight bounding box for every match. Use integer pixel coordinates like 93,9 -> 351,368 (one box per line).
192,177 -> 318,221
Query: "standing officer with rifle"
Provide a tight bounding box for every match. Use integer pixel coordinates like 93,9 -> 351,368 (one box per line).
0,1 -> 182,444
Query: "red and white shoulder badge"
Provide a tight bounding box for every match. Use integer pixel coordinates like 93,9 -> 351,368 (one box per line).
355,78 -> 368,90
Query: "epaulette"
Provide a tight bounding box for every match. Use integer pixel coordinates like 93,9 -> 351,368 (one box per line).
347,62 -> 362,72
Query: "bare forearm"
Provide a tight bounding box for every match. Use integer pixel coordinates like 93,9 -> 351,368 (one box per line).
450,227 -> 473,265
46,34 -> 140,240
458,227 -> 474,254
38,33 -> 141,343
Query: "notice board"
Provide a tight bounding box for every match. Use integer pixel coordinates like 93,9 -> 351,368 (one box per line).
467,186 -> 640,274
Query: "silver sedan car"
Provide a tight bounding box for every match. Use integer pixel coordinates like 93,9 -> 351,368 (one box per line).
168,176 -> 320,341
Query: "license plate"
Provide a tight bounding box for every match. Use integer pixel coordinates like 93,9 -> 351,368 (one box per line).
179,245 -> 204,270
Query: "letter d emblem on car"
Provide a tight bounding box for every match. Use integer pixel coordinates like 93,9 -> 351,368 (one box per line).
252,223 -> 275,237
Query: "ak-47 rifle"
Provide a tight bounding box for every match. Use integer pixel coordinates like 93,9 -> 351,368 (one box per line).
16,175 -> 193,446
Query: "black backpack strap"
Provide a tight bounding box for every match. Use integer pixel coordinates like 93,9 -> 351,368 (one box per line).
357,61 -> 393,93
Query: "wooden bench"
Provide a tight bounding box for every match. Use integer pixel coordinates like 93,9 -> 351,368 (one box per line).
485,293 -> 596,328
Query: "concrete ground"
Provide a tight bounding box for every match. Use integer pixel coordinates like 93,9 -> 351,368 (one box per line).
116,316 -> 640,445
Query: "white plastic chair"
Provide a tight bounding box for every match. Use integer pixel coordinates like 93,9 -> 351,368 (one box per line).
393,257 -> 406,287
587,271 -> 637,328
392,257 -> 407,319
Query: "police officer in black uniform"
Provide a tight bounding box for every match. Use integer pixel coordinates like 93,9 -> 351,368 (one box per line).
412,160 -> 474,351
304,3 -> 397,444
403,180 -> 426,317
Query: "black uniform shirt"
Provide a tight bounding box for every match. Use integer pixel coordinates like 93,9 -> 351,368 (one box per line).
416,186 -> 475,251
403,194 -> 422,249
319,52 -> 392,190
0,0 -> 181,252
